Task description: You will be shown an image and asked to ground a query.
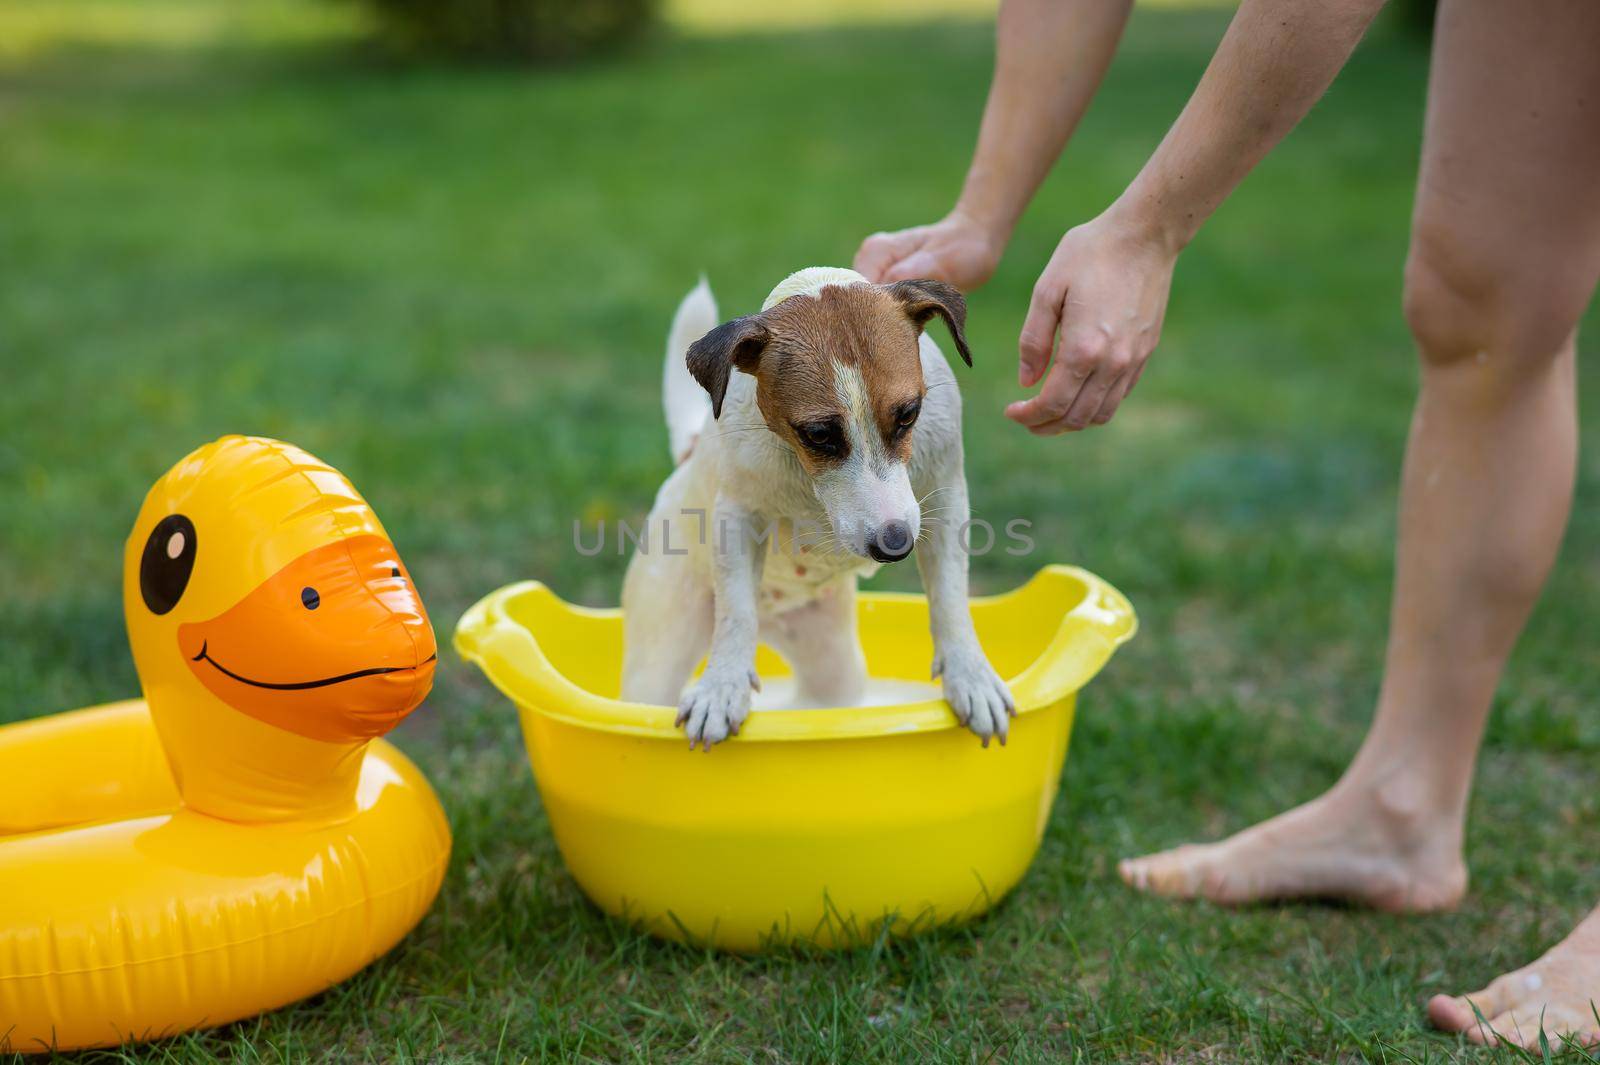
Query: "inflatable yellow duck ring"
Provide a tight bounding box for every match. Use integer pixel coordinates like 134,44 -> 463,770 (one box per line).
0,437 -> 451,1054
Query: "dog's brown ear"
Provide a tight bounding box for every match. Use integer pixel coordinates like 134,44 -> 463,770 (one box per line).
886,279 -> 972,367
686,315 -> 771,420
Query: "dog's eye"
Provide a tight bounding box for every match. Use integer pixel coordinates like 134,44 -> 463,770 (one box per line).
794,421 -> 845,457
894,401 -> 921,433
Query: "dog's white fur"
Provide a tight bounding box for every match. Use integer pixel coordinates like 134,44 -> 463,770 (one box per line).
621,272 -> 1013,748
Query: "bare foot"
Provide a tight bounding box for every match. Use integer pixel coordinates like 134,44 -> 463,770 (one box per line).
1118,778 -> 1467,912
1428,905 -> 1600,1050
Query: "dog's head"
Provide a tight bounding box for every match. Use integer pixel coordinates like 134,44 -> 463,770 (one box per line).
687,276 -> 972,563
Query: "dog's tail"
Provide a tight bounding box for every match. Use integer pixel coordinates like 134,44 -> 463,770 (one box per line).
663,276 -> 718,464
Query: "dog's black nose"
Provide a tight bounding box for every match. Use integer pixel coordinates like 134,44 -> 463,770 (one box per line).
867,520 -> 914,563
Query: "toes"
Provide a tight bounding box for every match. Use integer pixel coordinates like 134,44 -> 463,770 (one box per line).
939,659 -> 1014,747
699,711 -> 730,748
1427,993 -> 1511,1039
1119,855 -> 1151,892
1159,847 -> 1218,899
1119,849 -> 1202,899
676,674 -> 752,750
1428,968 -> 1600,1049
1455,1002 -> 1510,1046
1147,855 -> 1190,895
1426,994 -> 1480,1034
945,684 -> 974,727
966,699 -> 995,747
978,691 -> 1010,747
984,682 -> 1011,744
1479,1010 -> 1535,1049
1525,1007 -> 1597,1050
1466,1006 -> 1579,1050
967,686 -> 1007,747
680,703 -> 706,748
690,705 -> 715,749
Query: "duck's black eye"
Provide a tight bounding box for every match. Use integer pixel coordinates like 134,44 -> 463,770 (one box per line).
139,514 -> 197,616
301,587 -> 321,610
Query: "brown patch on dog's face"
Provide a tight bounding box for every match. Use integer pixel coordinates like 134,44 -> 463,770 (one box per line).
685,279 -> 972,474
683,278 -> 971,559
751,285 -> 931,472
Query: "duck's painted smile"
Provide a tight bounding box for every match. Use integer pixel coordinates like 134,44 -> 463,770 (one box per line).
191,640 -> 438,691
179,535 -> 437,742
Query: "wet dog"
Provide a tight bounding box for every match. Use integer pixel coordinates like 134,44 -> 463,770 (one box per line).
620,268 -> 1013,749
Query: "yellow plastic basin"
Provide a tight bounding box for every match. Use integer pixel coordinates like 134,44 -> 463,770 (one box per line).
454,564 -> 1135,951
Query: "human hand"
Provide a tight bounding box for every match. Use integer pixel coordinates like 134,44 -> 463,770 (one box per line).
1004,211 -> 1177,434
853,209 -> 1005,290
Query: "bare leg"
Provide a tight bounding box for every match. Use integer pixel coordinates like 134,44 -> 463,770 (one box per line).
1122,0 -> 1600,945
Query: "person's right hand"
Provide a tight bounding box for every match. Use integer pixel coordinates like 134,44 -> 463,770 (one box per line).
853,209 -> 1004,290
1003,209 -> 1178,434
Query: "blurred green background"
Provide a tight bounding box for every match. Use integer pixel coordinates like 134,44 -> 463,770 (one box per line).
1,0 -> 1595,1060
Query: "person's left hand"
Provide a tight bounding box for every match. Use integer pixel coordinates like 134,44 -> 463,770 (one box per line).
853,209 -> 1004,291
1004,210 -> 1178,434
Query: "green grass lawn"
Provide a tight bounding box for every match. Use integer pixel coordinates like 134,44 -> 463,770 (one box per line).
4,2 -> 1600,1061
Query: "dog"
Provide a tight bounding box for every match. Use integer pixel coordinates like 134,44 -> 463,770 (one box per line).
620,267 -> 1014,749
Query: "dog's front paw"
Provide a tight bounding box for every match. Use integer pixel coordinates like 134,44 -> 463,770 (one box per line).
934,649 -> 1015,747
676,667 -> 757,751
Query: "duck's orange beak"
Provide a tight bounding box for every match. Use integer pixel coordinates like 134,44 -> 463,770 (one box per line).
179,535 -> 436,743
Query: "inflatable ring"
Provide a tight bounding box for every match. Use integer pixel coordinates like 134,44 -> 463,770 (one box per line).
0,437 -> 450,1054
455,565 -> 1134,952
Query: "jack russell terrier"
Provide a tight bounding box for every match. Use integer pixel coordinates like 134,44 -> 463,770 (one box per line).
620,267 -> 1014,749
